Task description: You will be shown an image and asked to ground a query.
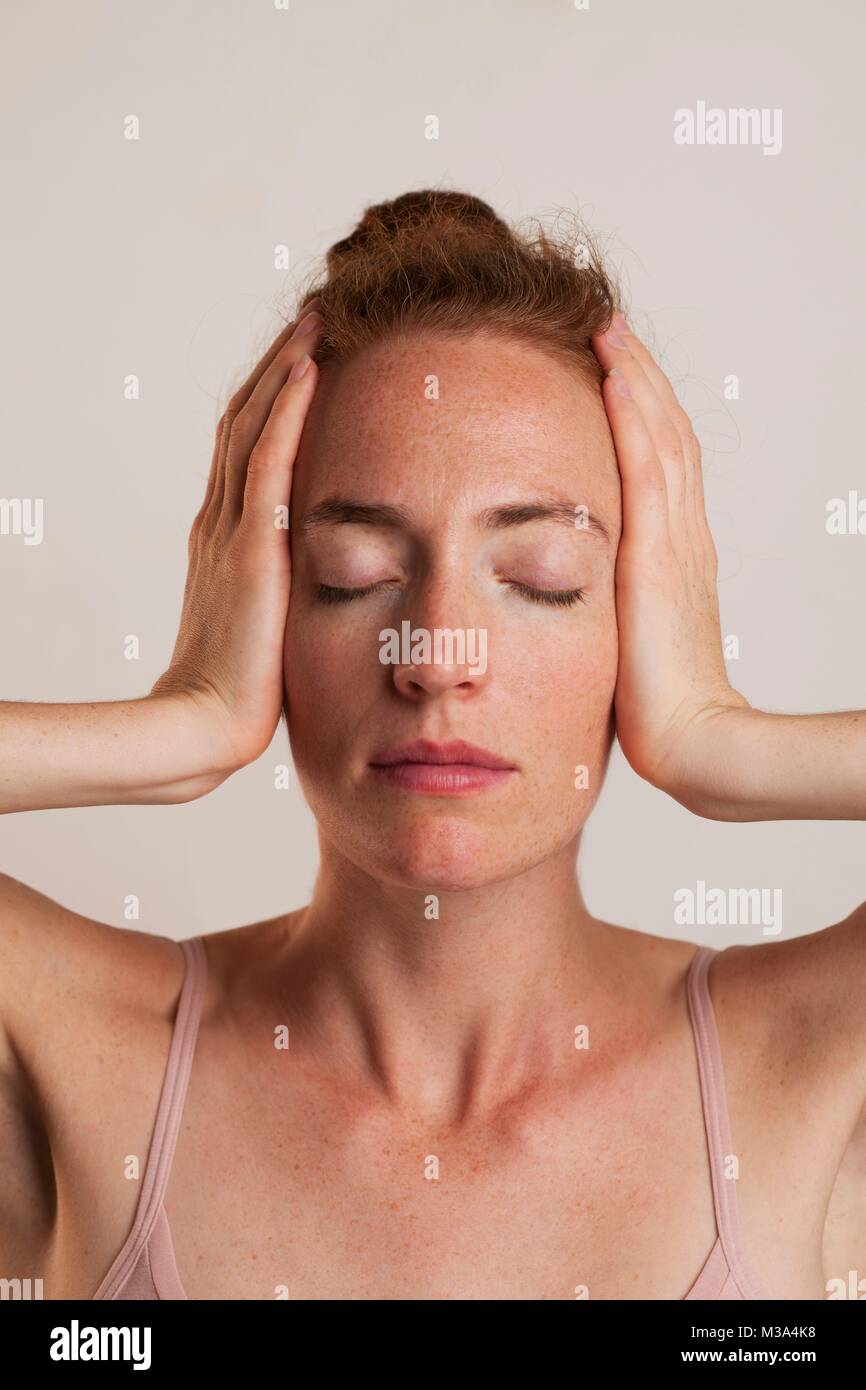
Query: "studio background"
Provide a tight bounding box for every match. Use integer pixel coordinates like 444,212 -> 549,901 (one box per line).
1,0 -> 863,946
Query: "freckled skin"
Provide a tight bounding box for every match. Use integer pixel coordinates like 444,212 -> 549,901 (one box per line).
5,302 -> 860,1302
284,330 -> 623,891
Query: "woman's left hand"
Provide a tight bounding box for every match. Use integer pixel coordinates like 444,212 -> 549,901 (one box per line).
592,312 -> 866,823
591,312 -> 754,817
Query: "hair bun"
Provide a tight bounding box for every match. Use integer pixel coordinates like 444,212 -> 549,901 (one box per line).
326,189 -> 511,275
294,187 -> 621,387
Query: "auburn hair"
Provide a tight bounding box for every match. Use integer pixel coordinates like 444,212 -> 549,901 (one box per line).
292,188 -> 623,386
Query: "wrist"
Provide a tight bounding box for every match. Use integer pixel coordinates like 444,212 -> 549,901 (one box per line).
652,694 -> 762,821
139,689 -> 247,800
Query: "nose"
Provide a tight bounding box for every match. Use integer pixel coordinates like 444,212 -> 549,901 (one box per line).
392,646 -> 485,699
388,579 -> 489,701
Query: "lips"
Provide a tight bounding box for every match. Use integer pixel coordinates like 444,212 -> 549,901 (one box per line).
369,739 -> 515,770
368,739 -> 517,796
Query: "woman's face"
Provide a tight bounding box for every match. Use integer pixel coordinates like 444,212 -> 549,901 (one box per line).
284,329 -> 622,891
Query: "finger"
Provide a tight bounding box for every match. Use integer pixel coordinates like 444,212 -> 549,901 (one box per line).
197,414 -> 227,524
211,301 -> 322,519
608,317 -> 704,541
229,297 -> 323,414
599,367 -> 669,555
610,316 -> 693,445
223,312 -> 324,515
240,351 -> 319,547
593,323 -> 687,526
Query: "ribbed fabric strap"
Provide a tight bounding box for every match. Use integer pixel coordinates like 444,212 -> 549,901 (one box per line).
686,945 -> 767,1300
92,935 -> 208,1299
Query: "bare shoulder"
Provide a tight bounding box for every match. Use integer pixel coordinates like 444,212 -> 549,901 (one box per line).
706,904 -> 866,1143
601,908 -> 866,1119
0,873 -> 299,1286
623,913 -> 866,1266
0,870 -> 305,1059
0,870 -> 187,1062
715,902 -> 866,1070
710,906 -> 866,1284
0,871 -> 191,1280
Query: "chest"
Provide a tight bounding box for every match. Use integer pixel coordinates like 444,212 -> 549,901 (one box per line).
162,1045 -> 723,1300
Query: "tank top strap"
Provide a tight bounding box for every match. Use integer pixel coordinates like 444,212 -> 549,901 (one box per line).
91,934 -> 208,1298
685,944 -> 768,1300
137,935 -> 208,1216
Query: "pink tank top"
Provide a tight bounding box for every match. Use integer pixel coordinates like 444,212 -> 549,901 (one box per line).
91,937 -> 768,1300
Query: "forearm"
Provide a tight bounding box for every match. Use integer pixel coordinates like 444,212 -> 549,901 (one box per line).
0,695 -> 230,813
672,706 -> 866,822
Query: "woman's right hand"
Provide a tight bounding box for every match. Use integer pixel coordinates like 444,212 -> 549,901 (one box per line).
150,301 -> 323,779
0,301 -> 322,815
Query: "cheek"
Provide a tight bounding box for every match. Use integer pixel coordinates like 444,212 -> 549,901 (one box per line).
282,611 -> 375,764
518,586 -> 617,684
571,611 -> 619,733
284,619 -> 341,705
504,604 -> 618,766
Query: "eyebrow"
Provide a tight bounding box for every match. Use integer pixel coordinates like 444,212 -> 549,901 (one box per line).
300,495 -> 610,545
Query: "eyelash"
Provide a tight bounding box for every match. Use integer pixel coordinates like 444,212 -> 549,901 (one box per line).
505,581 -> 586,608
316,581 -> 400,604
315,581 -> 586,608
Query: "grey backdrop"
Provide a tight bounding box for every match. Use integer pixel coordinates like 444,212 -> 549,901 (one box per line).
1,0 -> 863,945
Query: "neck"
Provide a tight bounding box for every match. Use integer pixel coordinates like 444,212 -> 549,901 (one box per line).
274,835 -> 612,1128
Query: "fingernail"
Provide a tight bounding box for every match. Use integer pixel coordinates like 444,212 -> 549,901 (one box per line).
608,367 -> 631,397
292,311 -> 322,339
289,352 -> 311,382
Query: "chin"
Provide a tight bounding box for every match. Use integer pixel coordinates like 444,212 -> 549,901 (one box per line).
352,812 -> 542,893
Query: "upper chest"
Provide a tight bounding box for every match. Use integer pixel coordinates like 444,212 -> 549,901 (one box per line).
40,943 -> 855,1301
155,1008 -> 812,1300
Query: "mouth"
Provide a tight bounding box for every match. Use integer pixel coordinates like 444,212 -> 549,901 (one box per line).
368,738 -> 518,796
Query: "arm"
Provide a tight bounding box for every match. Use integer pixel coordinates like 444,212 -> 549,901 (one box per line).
0,301 -> 323,815
662,704 -> 866,822
0,696 -> 234,810
591,312 -> 866,822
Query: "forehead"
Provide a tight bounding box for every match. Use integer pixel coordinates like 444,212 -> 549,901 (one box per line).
293,329 -> 620,514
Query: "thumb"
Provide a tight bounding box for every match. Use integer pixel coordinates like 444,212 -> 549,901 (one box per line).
602,368 -> 669,553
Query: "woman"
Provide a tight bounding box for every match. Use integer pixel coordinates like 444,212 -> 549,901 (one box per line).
1,190 -> 864,1301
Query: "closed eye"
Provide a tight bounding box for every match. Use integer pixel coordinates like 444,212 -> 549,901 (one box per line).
316,581 -> 399,604
315,581 -> 586,607
503,581 -> 586,608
